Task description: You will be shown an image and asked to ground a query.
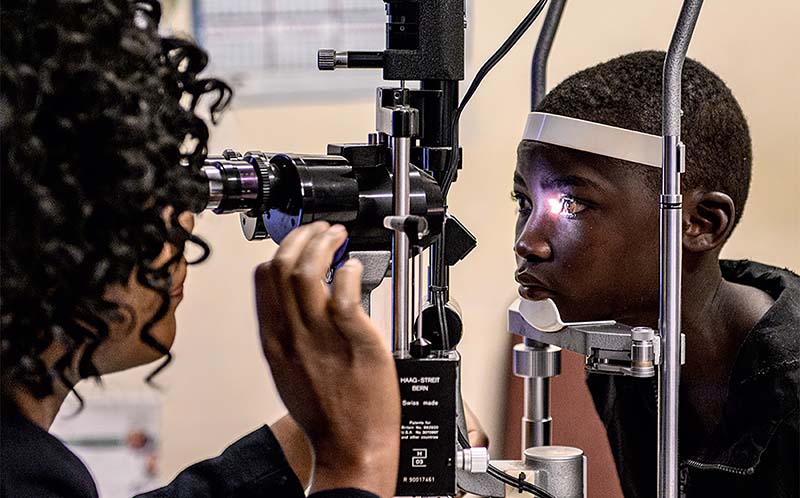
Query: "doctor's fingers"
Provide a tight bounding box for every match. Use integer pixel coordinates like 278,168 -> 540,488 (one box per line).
329,258 -> 388,352
254,223 -> 329,353
288,224 -> 349,329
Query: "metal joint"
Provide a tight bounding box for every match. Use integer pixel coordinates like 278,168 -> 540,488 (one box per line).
660,194 -> 683,207
377,105 -> 420,137
513,343 -> 561,378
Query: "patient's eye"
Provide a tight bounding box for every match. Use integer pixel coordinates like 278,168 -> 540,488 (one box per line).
511,191 -> 532,216
547,195 -> 586,219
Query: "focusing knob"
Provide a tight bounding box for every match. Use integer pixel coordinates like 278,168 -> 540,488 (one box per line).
247,154 -> 273,212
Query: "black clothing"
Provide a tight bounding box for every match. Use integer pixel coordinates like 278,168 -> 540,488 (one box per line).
1,404 -> 378,498
1,403 -> 96,498
588,260 -> 800,498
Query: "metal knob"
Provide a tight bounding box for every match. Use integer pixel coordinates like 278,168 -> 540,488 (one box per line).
630,326 -> 656,378
318,49 -> 350,70
317,49 -> 336,70
456,447 -> 489,473
631,326 -> 655,342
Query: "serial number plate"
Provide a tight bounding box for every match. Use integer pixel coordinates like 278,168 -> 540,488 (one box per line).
405,476 -> 436,483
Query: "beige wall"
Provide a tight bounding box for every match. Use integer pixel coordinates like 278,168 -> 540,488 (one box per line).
94,0 -> 799,485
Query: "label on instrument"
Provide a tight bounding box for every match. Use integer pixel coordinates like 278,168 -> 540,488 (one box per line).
395,354 -> 458,496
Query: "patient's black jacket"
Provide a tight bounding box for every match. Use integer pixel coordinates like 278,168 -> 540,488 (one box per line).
0,403 -> 377,498
588,260 -> 800,498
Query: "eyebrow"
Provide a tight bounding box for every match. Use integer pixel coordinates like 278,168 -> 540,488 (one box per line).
514,172 -> 605,191
540,174 -> 604,191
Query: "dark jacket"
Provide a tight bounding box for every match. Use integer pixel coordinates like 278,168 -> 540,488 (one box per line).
587,260 -> 800,498
0,403 -> 376,498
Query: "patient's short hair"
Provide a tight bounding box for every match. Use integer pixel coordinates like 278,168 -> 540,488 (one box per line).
527,50 -> 752,232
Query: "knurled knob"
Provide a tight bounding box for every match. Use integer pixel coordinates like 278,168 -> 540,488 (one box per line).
318,49 -> 336,70
457,447 -> 489,473
631,327 -> 655,342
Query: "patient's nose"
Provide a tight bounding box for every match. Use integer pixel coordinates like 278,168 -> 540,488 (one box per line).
514,215 -> 553,262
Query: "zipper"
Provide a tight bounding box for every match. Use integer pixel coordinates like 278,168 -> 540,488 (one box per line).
683,459 -> 754,476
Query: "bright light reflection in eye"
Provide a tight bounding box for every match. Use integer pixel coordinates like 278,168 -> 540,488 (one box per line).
547,197 -> 562,214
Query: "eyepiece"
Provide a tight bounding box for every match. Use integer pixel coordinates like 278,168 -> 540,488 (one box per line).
201,153 -> 274,214
202,163 -> 224,211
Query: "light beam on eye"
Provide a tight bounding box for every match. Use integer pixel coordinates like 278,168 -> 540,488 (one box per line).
547,197 -> 561,214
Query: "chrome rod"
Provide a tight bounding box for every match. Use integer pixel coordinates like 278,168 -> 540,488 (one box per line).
659,2 -> 703,497
391,136 -> 412,355
523,376 -> 551,451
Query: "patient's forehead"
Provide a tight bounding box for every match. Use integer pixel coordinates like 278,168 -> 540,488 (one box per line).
518,140 -> 602,167
516,140 -> 650,182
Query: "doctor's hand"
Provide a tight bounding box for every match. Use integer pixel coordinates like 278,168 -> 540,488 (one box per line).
255,222 -> 400,498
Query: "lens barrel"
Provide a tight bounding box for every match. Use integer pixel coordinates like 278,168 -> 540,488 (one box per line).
200,150 -> 444,250
201,154 -> 274,214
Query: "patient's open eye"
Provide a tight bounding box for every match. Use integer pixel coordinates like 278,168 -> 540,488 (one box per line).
547,195 -> 586,219
511,191 -> 532,215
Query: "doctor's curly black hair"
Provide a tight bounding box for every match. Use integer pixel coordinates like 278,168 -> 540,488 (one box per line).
1,0 -> 231,400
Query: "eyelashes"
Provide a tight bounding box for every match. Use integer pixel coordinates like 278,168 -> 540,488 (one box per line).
511,191 -> 529,213
511,191 -> 587,219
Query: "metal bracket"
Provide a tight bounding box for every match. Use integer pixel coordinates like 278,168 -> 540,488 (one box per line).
376,88 -> 420,138
348,250 -> 391,314
677,141 -> 686,173
508,300 -> 685,378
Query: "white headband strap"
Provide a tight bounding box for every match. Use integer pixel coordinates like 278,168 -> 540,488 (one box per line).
522,112 -> 663,168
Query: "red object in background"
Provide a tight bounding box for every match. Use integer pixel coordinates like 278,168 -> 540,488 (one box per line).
125,430 -> 150,450
502,335 -> 624,498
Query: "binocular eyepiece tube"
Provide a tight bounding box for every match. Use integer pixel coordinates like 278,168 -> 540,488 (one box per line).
200,149 -> 445,251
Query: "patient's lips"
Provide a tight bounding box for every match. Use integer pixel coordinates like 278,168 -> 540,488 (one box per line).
515,271 -> 556,301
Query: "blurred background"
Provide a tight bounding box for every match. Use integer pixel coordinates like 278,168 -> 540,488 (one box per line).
61,1 -> 799,497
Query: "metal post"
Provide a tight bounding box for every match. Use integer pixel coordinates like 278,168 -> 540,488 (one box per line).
391,136 -> 412,355
523,376 -> 551,449
659,2 -> 703,497
531,0 -> 567,110
514,339 -> 561,455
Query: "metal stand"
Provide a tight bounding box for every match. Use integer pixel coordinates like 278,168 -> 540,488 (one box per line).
658,2 -> 703,497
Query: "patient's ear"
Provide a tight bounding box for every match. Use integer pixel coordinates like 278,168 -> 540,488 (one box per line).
682,190 -> 736,253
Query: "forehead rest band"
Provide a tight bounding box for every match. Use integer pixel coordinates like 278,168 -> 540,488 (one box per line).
522,112 -> 663,168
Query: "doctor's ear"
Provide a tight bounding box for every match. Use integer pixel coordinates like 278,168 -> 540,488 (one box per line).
682,190 -> 736,253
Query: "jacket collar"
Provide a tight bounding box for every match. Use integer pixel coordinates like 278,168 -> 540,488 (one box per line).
684,260 -> 800,474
